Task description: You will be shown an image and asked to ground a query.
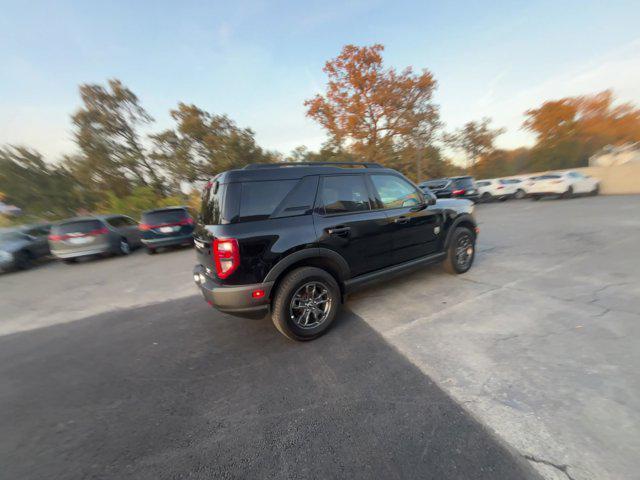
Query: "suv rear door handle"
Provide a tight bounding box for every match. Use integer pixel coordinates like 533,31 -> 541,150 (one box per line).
327,226 -> 351,236
394,216 -> 409,224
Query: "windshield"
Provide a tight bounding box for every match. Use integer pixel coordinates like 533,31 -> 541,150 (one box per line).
0,231 -> 26,243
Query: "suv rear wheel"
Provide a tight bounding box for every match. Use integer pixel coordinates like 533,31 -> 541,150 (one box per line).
271,267 -> 340,341
443,226 -> 476,274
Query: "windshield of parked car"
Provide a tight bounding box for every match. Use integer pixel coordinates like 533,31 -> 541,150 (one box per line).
0,231 -> 26,243
52,220 -> 103,235
142,209 -> 189,225
423,179 -> 449,189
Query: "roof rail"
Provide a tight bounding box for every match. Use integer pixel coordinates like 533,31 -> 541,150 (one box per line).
243,162 -> 383,170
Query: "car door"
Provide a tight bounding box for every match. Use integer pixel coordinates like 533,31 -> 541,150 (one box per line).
25,226 -> 51,256
575,172 -> 594,193
369,173 -> 443,264
107,216 -> 135,245
122,216 -> 142,246
313,174 -> 394,277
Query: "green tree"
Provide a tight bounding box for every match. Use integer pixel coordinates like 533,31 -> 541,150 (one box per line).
67,79 -> 164,197
0,146 -> 92,218
445,118 -> 505,170
96,186 -> 185,219
151,103 -> 271,185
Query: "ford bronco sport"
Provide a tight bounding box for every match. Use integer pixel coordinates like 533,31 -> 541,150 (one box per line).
193,162 -> 477,341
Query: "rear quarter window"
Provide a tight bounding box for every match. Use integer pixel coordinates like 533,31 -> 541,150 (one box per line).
238,179 -> 298,222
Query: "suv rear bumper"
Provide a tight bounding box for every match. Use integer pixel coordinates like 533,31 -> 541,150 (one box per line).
193,265 -> 273,319
142,234 -> 193,248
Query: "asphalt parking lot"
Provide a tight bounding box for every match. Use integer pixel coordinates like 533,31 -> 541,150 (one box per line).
1,195 -> 639,480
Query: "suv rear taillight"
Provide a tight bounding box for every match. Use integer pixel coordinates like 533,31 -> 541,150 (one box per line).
213,238 -> 239,279
452,189 -> 466,195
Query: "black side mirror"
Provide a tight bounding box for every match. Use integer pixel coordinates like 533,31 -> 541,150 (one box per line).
421,189 -> 437,206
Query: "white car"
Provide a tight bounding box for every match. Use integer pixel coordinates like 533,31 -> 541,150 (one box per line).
475,179 -> 519,202
528,171 -> 600,200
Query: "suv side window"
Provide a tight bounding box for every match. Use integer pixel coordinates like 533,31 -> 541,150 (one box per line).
107,216 -> 125,228
320,175 -> 370,215
370,174 -> 423,209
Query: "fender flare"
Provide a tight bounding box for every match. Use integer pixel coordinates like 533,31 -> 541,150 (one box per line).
444,213 -> 477,249
263,247 -> 351,283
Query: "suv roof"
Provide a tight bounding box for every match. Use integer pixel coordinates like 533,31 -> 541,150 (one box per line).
142,206 -> 188,214
214,162 -> 396,183
55,214 -> 124,224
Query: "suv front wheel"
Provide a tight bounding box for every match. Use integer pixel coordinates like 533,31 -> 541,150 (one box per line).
443,226 -> 476,274
271,267 -> 340,341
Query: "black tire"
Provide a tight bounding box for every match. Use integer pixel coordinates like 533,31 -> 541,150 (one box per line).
591,185 -> 600,196
63,258 -> 77,264
271,267 -> 341,341
514,189 -> 526,200
118,238 -> 131,256
481,192 -> 491,203
443,227 -> 476,274
14,250 -> 33,270
146,247 -> 156,255
561,186 -> 573,199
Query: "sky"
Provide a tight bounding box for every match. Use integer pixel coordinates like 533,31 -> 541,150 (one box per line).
1,0 -> 639,162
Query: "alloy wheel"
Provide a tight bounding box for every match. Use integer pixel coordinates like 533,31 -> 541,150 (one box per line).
455,233 -> 474,270
289,282 -> 332,329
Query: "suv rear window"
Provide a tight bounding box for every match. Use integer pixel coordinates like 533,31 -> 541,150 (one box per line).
142,209 -> 189,225
201,177 -> 319,225
424,179 -> 449,189
452,177 -> 475,189
201,181 -> 237,225
52,220 -> 102,235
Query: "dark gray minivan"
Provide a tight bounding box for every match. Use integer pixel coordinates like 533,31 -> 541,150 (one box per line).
49,215 -> 142,263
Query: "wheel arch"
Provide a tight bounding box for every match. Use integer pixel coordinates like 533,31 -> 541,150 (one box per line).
264,248 -> 350,302
444,214 -> 477,250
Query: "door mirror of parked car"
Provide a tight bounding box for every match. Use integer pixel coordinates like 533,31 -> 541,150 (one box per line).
422,189 -> 437,206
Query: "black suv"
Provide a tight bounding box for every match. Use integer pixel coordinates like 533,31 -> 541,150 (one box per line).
193,162 -> 477,341
419,176 -> 479,202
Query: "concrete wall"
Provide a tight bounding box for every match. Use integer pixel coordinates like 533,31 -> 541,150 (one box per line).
575,163 -> 640,195
500,163 -> 640,195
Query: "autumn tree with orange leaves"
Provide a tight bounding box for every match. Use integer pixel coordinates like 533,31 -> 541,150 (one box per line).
305,44 -> 441,168
523,90 -> 640,170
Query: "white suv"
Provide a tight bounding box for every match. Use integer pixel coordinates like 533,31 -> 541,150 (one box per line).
476,179 -> 519,202
528,171 -> 600,200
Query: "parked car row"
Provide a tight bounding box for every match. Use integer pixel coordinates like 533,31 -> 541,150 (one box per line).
0,206 -> 195,272
418,171 -> 600,203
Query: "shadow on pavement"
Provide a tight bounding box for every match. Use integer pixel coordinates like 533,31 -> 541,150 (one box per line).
0,296 -> 539,480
